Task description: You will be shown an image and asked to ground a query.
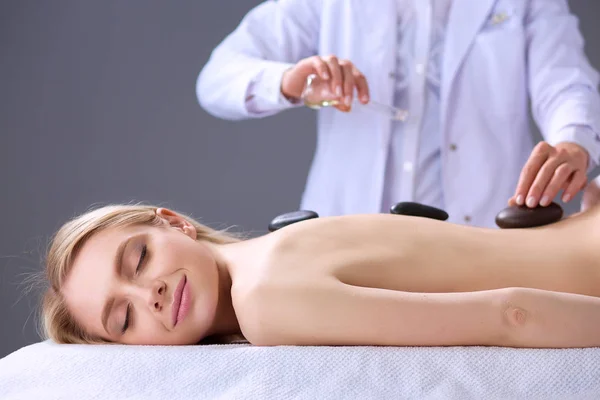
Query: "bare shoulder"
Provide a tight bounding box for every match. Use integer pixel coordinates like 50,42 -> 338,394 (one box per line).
244,214 -> 411,281
232,275 -> 339,346
229,228 -> 337,344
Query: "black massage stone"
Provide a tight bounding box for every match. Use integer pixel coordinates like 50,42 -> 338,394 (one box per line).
390,202 -> 449,221
268,210 -> 319,232
495,202 -> 563,229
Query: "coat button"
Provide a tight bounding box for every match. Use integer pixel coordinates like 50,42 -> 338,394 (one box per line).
464,215 -> 472,223
449,143 -> 458,151
490,12 -> 509,25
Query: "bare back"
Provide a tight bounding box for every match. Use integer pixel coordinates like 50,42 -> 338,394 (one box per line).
230,208 -> 600,347
258,210 -> 600,296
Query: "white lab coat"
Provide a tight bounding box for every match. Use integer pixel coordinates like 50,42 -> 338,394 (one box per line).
197,0 -> 600,228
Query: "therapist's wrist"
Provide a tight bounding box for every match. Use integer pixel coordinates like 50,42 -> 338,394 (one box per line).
555,142 -> 590,169
551,125 -> 600,174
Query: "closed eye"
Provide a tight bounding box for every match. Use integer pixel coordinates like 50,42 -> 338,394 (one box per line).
122,304 -> 131,334
121,243 -> 147,334
136,244 -> 147,274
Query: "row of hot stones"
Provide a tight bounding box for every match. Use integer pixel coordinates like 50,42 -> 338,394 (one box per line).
268,202 -> 563,232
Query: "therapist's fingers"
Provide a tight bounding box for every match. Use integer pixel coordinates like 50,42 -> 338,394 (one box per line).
340,61 -> 356,108
513,142 -> 551,206
322,55 -> 343,98
538,163 -> 573,206
526,151 -> 570,207
352,65 -> 369,104
309,56 -> 331,81
562,170 -> 587,203
282,56 -> 330,100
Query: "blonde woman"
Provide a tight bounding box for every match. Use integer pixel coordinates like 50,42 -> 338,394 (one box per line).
43,203 -> 600,348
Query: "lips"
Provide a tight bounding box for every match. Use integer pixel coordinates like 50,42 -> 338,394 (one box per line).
171,275 -> 188,328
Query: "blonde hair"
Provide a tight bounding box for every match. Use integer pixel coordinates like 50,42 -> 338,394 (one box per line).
42,204 -> 240,344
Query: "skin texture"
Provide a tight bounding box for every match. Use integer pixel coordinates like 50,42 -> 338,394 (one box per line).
63,205 -> 600,348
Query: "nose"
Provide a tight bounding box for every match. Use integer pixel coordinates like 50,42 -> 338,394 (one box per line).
148,280 -> 166,312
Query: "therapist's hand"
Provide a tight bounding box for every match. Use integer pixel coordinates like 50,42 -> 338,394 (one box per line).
281,55 -> 370,112
509,141 -> 589,208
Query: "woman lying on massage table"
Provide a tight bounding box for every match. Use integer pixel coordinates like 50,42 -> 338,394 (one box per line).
42,202 -> 600,348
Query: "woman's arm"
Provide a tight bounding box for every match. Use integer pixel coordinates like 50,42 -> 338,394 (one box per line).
247,283 -> 600,348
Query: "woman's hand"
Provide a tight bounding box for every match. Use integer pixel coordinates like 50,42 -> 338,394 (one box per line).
509,142 -> 589,208
280,55 -> 370,111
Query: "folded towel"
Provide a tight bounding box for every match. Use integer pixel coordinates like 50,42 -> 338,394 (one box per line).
2,341 -> 600,400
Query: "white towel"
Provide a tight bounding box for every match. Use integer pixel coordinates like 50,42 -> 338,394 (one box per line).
2,341 -> 600,400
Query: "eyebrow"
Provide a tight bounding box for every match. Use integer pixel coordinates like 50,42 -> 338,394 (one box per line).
101,236 -> 132,335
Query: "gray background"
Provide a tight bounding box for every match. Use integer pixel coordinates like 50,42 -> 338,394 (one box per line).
1,1 -> 599,358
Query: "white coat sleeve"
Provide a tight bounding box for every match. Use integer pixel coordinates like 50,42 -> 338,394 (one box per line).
196,0 -> 322,120
526,0 -> 600,168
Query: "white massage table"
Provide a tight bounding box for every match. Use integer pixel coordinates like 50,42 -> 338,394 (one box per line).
2,340 -> 600,399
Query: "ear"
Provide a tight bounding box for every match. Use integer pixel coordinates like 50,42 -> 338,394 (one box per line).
155,208 -> 197,239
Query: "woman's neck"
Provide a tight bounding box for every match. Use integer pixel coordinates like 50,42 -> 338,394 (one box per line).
205,237 -> 268,337
206,262 -> 240,337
